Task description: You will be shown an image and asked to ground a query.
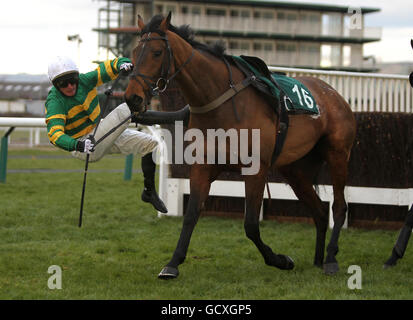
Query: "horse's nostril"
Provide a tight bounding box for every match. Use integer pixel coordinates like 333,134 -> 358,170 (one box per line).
133,95 -> 143,107
125,94 -> 143,111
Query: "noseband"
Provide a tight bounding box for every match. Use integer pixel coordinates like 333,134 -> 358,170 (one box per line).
129,30 -> 195,104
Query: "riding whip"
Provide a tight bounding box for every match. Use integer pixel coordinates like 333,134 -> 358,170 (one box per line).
78,71 -> 127,227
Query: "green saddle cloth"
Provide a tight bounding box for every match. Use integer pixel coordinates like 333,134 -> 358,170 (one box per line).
271,73 -> 319,115
232,55 -> 319,115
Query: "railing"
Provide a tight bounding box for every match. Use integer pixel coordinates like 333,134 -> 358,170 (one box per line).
162,178 -> 413,229
228,50 -> 321,69
0,127 -> 46,147
0,117 -> 163,184
268,66 -> 413,113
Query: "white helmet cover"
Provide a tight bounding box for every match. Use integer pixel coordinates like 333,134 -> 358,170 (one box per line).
48,56 -> 79,82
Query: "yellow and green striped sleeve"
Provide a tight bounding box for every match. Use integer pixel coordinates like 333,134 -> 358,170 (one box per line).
45,103 -> 78,152
84,57 -> 132,87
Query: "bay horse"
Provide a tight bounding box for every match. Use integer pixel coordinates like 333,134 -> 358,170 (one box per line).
125,13 -> 356,279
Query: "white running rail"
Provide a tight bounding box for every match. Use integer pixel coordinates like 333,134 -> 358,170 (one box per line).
268,66 -> 413,113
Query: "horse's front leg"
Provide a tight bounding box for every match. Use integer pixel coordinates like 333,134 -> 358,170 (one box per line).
244,173 -> 295,270
158,165 -> 213,279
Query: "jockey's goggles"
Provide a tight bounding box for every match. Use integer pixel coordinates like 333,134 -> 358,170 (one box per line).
54,73 -> 79,89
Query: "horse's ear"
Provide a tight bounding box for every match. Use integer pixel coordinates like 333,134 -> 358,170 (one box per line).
160,11 -> 172,32
137,14 -> 145,32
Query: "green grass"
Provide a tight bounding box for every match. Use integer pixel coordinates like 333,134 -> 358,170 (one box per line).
1,148 -> 413,299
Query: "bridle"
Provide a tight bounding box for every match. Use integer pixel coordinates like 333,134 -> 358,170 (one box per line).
129,27 -> 254,121
129,29 -> 195,109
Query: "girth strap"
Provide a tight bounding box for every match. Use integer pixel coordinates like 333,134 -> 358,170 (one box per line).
189,76 -> 255,114
269,75 -> 290,165
230,55 -> 290,165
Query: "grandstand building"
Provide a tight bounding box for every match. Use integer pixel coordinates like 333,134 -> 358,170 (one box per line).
94,0 -> 381,72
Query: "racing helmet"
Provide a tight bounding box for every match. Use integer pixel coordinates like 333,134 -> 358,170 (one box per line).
48,56 -> 79,85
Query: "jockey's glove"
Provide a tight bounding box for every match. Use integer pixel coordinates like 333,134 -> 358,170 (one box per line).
119,62 -> 134,75
76,137 -> 95,154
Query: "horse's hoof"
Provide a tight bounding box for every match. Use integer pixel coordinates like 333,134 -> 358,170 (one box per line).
158,266 -> 179,280
277,254 -> 295,270
383,256 -> 398,269
383,263 -> 395,270
383,260 -> 397,269
323,262 -> 339,275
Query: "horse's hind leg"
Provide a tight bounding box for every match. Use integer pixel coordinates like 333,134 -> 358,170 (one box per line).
323,149 -> 350,275
279,153 -> 328,268
244,173 -> 294,270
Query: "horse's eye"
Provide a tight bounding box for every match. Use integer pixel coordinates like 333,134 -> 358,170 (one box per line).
153,50 -> 162,57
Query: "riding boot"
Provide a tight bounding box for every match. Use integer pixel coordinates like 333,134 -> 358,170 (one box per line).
141,152 -> 168,213
384,206 -> 413,268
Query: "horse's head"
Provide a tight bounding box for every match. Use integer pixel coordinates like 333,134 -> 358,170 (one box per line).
125,13 -> 174,113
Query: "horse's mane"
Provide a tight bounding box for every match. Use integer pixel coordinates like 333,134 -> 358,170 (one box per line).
141,14 -> 227,59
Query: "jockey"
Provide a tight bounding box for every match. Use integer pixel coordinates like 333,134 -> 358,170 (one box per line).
45,56 -> 167,213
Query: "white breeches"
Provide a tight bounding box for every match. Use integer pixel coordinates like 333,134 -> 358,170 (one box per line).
72,103 -> 158,162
